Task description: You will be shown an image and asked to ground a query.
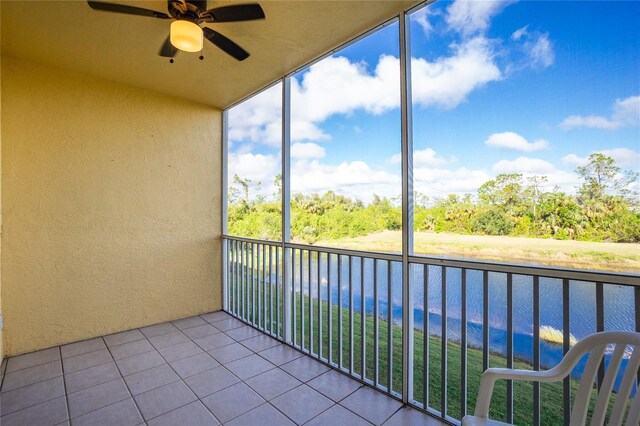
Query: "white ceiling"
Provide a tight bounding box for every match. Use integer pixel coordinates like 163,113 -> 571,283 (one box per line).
1,0 -> 419,108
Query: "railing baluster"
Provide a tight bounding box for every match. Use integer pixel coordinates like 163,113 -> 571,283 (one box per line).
276,246 -> 280,337
635,286 -> 640,386
533,275 -> 540,426
247,243 -> 256,324
483,270 -> 489,372
506,273 -> 513,423
269,245 -> 273,334
292,249 -> 297,347
318,252 -> 323,360
246,242 -> 250,321
237,240 -> 240,317
238,240 -> 242,317
257,244 -> 261,328
230,240 -> 234,315
263,244 -> 267,331
309,250 -> 313,355
596,281 -> 604,390
388,261 -> 393,393
328,253 -> 333,365
374,259 -> 379,387
349,256 -> 354,375
423,264 -> 429,410
255,243 -> 258,325
338,254 -> 343,368
361,257 -> 366,380
242,242 -> 247,320
562,278 -> 570,425
300,249 -> 304,350
461,268 -> 467,418
441,266 -> 447,417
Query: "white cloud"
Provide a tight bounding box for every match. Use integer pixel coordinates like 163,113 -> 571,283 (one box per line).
527,33 -> 554,68
446,0 -> 515,36
559,95 -> 640,130
511,26 -> 554,69
559,115 -> 620,130
230,30 -> 505,145
561,153 -> 587,167
291,159 -> 401,202
414,166 -> 493,197
613,96 -> 640,126
412,6 -> 434,36
490,157 -> 580,193
563,148 -> 640,169
511,25 -> 528,41
485,132 -> 549,152
228,152 -> 280,200
493,157 -> 555,174
389,148 -> 448,166
411,37 -> 502,109
291,142 -> 325,159
601,148 -> 640,168
228,84 -> 282,147
290,55 -> 400,143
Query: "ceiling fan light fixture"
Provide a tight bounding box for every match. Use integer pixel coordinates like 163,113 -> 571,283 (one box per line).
170,20 -> 203,53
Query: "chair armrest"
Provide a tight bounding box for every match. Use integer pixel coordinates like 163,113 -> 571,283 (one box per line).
473,367 -> 567,418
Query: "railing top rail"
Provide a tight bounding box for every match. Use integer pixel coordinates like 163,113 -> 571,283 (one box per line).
223,235 -> 640,286
223,235 -> 283,246
407,255 -> 640,286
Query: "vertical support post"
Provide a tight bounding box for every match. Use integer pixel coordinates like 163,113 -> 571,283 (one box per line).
221,110 -> 229,311
506,273 -> 513,423
460,268 -> 467,417
634,286 -> 640,386
596,282 -> 604,390
282,77 -> 292,343
482,271 -> 489,372
533,276 -> 540,426
562,279 -> 571,425
399,10 -> 414,405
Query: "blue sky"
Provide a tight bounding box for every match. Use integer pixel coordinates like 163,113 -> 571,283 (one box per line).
228,0 -> 640,203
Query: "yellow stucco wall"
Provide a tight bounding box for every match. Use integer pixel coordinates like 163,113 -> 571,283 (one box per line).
1,56 -> 222,356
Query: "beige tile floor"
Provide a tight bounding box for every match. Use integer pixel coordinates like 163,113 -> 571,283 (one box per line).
0,311 -> 446,425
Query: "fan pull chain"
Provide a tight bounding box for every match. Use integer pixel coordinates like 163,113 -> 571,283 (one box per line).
199,48 -> 204,61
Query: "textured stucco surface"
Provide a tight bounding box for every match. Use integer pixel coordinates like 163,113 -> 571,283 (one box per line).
1,56 -> 222,356
1,0 -> 417,109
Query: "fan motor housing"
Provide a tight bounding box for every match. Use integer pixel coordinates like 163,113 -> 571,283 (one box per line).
168,0 -> 207,20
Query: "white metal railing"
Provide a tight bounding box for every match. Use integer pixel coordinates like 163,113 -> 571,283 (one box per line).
223,235 -> 640,425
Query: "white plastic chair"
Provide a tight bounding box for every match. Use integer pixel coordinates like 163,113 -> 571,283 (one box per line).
462,331 -> 640,426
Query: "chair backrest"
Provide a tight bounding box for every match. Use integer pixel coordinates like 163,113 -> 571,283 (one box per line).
565,331 -> 640,426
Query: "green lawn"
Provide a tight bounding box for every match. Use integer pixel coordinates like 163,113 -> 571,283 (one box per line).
231,282 -> 621,425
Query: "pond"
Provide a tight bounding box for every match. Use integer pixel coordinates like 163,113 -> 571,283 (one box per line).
285,253 -> 638,389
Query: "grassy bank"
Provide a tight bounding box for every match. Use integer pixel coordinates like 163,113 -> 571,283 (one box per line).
316,230 -> 640,273
232,288 -> 614,425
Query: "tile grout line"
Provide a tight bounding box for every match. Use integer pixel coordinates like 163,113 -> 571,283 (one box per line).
59,346 -> 72,425
0,359 -> 64,394
141,326 -> 226,424
0,356 -> 8,391
103,336 -> 148,424
0,359 -> 69,419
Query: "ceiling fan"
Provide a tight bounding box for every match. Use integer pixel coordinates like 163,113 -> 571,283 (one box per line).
87,0 -> 265,61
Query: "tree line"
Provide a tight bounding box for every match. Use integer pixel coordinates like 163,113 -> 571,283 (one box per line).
228,153 -> 640,244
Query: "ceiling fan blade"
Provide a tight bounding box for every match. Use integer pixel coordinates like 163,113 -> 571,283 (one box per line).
203,27 -> 249,61
87,1 -> 170,19
202,4 -> 265,22
159,36 -> 178,57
